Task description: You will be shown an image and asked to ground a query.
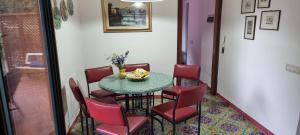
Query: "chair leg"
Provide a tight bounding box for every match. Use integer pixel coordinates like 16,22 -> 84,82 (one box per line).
140,94 -> 143,108
172,123 -> 176,135
85,116 -> 89,135
161,93 -> 163,104
151,114 -> 154,135
198,106 -> 201,135
91,118 -> 95,135
152,93 -> 155,106
132,94 -> 135,113
80,110 -> 84,134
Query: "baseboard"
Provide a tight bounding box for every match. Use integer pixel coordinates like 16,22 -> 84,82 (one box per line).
216,93 -> 274,135
66,112 -> 80,135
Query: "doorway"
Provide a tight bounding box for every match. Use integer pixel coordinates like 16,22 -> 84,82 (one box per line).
177,0 -> 222,95
0,0 -> 65,134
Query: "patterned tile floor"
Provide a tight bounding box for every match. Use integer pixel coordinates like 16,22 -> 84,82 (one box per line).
70,93 -> 265,135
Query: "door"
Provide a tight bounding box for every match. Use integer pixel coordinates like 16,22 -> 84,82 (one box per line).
0,0 -> 65,134
181,0 -> 189,65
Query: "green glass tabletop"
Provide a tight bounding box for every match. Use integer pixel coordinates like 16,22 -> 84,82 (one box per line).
99,72 -> 173,94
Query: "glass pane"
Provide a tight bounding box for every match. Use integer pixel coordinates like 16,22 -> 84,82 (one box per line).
0,0 -> 55,134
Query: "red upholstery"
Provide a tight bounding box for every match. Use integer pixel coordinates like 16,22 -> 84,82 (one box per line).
96,124 -> 127,135
85,98 -> 126,126
124,63 -> 150,72
174,64 -> 200,81
176,85 -> 207,108
127,116 -> 148,133
151,101 -> 198,122
85,66 -> 116,98
94,97 -> 118,104
161,86 -> 185,96
85,66 -> 113,83
152,84 -> 207,122
90,89 -> 114,99
69,78 -> 86,106
162,64 -> 201,97
165,107 -> 198,121
85,98 -> 148,134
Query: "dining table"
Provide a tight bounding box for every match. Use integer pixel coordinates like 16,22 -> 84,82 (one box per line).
98,72 -> 173,116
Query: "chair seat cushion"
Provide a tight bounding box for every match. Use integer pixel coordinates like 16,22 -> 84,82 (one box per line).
96,115 -> 148,135
93,97 -> 118,104
91,89 -> 114,99
165,107 -> 198,122
127,115 -> 148,133
162,86 -> 184,96
96,124 -> 127,135
151,101 -> 198,122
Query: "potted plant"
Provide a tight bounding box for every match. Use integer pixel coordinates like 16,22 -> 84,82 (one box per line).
107,50 -> 129,79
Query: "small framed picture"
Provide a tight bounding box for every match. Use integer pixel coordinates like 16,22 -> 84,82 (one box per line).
244,16 -> 257,40
241,0 -> 256,14
260,10 -> 281,30
257,0 -> 271,8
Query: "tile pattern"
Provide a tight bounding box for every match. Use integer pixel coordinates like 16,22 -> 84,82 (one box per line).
70,93 -> 265,135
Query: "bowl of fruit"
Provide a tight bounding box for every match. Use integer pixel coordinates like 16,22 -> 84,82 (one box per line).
126,68 -> 150,81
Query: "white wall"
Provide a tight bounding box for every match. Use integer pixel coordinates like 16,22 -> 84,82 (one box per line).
54,0 -> 85,130
78,0 -> 178,81
55,0 -> 178,131
218,0 -> 300,134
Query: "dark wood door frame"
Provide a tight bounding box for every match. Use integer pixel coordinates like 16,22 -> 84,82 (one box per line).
177,0 -> 223,95
0,0 -> 66,134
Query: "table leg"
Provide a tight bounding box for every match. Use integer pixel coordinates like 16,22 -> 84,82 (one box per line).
146,93 -> 149,116
125,94 -> 130,112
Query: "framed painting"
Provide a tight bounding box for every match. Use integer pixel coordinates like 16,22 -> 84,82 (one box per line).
260,10 -> 281,30
257,0 -> 271,8
244,16 -> 257,40
101,0 -> 152,33
241,0 -> 256,14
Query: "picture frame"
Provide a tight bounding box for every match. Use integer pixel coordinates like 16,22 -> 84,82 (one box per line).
241,0 -> 256,14
260,10 -> 281,30
101,0 -> 152,33
257,0 -> 271,8
244,16 -> 257,40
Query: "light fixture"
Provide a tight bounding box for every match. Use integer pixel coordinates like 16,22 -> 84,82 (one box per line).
121,0 -> 164,2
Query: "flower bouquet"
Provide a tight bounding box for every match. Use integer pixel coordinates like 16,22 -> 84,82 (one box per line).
107,51 -> 129,79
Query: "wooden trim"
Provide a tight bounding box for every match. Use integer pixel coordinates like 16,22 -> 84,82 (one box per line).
217,93 -> 275,135
177,0 -> 183,64
176,0 -> 184,85
66,112 -> 80,135
211,0 -> 223,95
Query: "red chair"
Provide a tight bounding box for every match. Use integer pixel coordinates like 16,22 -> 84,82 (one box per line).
151,84 -> 207,135
124,63 -> 154,110
85,66 -> 116,99
124,63 -> 150,72
161,64 -> 200,102
69,78 -> 117,135
85,98 -> 149,135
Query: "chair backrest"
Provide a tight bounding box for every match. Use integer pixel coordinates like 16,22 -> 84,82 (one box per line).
85,98 -> 126,126
173,64 -> 200,81
124,63 -> 150,72
69,78 -> 86,106
85,66 -> 113,84
176,83 -> 207,109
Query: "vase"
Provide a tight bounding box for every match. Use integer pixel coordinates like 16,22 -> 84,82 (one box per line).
119,68 -> 126,79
